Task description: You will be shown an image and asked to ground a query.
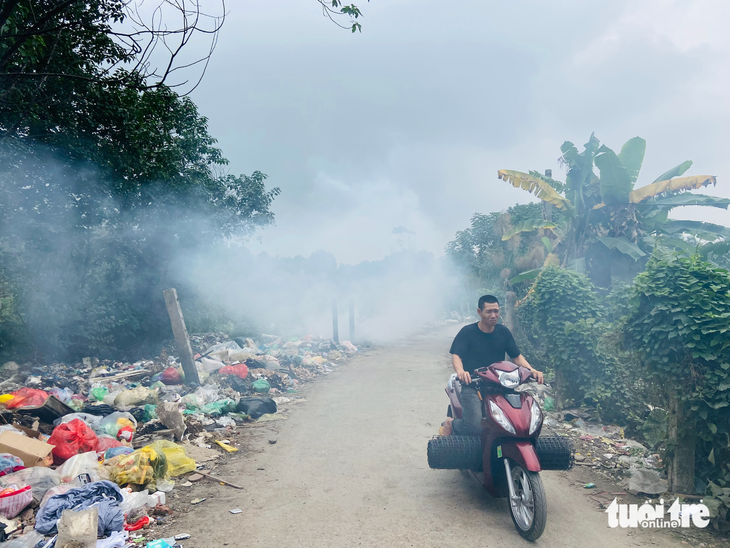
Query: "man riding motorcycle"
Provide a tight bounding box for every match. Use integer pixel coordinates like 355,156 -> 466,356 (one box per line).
441,294 -> 544,436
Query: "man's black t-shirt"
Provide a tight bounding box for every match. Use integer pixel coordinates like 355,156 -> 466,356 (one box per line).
449,323 -> 521,374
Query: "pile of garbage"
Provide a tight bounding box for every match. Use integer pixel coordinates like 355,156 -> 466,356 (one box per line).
0,334 -> 358,546
519,383 -> 670,497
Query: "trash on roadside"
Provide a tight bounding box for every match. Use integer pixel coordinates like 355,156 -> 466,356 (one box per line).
0,485 -> 33,518
0,331 -> 362,548
190,498 -> 205,505
56,506 -> 98,548
583,483 -> 596,489
35,480 -> 124,536
236,397 -> 277,419
214,440 -> 238,453
146,441 -> 195,477
0,467 -> 61,504
0,430 -> 54,467
48,419 -> 98,464
229,508 -> 242,514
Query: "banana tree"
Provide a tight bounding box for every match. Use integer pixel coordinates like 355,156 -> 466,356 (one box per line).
497,134 -> 730,286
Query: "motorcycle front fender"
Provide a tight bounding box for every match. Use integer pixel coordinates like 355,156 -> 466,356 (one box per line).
500,441 -> 541,472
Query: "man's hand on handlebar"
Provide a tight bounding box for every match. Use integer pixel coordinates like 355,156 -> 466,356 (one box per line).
531,369 -> 544,384
457,370 -> 472,385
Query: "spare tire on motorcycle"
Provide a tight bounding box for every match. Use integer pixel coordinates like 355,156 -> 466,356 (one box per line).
535,436 -> 574,470
427,436 -> 481,471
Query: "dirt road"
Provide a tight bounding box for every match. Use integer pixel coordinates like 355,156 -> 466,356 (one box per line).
175,324 -> 690,547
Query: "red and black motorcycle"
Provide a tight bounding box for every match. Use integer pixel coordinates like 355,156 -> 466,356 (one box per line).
428,361 -> 573,541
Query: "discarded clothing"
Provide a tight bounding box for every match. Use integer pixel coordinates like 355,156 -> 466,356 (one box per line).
35,480 -> 124,536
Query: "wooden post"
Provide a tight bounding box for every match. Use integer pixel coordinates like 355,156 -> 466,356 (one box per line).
349,299 -> 355,342
163,288 -> 200,386
668,392 -> 695,493
504,291 -> 516,331
331,300 -> 339,343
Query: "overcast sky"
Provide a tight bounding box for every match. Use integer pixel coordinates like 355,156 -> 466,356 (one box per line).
187,0 -> 730,264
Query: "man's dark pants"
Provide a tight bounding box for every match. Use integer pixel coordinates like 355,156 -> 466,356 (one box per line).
452,384 -> 483,436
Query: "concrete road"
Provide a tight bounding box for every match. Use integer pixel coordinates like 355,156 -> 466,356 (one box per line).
178,324 -> 689,547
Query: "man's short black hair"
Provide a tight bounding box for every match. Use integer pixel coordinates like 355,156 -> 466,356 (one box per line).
478,295 -> 499,310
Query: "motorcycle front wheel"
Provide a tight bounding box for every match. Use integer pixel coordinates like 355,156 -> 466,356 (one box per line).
508,463 -> 547,541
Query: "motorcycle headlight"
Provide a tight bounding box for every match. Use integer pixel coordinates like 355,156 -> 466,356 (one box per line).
497,369 -> 520,389
529,399 -> 543,435
489,400 -> 516,434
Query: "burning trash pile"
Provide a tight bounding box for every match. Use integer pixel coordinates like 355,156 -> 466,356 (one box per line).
0,334 -> 358,546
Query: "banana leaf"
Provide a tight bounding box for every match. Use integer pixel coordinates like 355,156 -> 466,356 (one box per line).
661,220 -> 730,237
497,170 -> 571,210
509,268 -> 542,284
629,175 -> 717,203
633,193 -> 730,209
651,160 -> 692,184
501,219 -> 556,241
596,236 -> 647,260
617,137 -> 646,184
541,236 -> 553,253
595,144 -> 633,205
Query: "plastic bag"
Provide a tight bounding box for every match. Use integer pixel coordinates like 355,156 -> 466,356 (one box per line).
143,404 -> 158,422
108,446 -> 167,486
218,363 -> 249,379
56,506 -> 98,548
96,435 -> 124,453
54,412 -> 103,431
100,412 -> 137,440
49,419 -> 99,464
114,386 -> 157,409
236,397 -> 277,419
199,398 -> 236,417
5,387 -> 48,409
146,441 -> 195,477
97,530 -> 129,548
0,424 -> 25,437
160,367 -> 184,385
0,467 -> 61,504
50,387 -> 74,403
119,489 -> 151,513
197,357 -> 225,373
56,452 -> 102,484
252,378 -> 271,394
90,386 -> 109,402
105,446 -> 134,460
203,340 -> 242,356
0,453 -> 24,476
68,396 -> 86,412
0,484 -> 32,518
103,390 -> 122,406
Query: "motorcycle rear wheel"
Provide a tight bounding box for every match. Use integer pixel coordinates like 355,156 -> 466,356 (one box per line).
508,464 -> 547,541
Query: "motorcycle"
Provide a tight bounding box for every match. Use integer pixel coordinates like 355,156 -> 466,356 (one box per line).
427,361 -> 573,541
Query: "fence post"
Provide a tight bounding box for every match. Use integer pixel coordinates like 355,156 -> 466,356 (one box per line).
332,299 -> 339,343
163,288 -> 200,386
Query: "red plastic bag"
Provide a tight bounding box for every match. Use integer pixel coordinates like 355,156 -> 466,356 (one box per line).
95,436 -> 123,453
48,419 -> 98,464
218,363 -> 248,379
5,388 -> 49,409
161,367 -> 183,385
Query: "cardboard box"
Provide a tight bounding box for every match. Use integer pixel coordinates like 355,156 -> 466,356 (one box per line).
0,431 -> 54,467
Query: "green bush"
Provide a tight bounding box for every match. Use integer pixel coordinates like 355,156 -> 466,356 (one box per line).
515,268 -> 650,429
626,252 -> 730,527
